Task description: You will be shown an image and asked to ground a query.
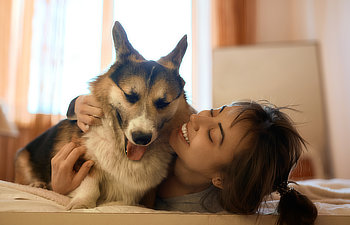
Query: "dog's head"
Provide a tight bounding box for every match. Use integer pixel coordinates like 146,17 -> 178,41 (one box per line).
92,21 -> 187,161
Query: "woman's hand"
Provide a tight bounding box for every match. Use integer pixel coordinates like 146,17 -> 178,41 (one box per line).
51,142 -> 94,195
75,95 -> 103,132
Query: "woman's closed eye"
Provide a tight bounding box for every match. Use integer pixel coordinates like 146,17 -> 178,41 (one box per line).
209,110 -> 216,143
206,107 -> 226,144
208,128 -> 213,142
208,123 -> 224,145
218,123 -> 224,145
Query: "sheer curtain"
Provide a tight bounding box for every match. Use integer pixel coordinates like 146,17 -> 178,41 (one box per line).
0,0 -> 114,181
27,0 -> 67,115
0,0 -> 53,182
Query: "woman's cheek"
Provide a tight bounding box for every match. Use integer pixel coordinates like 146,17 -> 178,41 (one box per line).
169,128 -> 177,144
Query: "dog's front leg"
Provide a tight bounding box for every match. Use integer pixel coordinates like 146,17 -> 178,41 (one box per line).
66,173 -> 100,210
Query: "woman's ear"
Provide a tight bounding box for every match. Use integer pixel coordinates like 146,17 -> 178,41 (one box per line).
212,176 -> 223,189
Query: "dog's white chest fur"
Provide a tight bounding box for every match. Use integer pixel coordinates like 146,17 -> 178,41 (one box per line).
67,118 -> 172,209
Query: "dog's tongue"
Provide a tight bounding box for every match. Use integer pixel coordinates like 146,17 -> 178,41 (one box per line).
126,141 -> 147,161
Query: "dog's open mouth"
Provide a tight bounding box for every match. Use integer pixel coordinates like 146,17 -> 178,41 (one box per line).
124,138 -> 147,161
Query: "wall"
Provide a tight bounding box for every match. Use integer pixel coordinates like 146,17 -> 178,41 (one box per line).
212,43 -> 327,178
254,0 -> 350,178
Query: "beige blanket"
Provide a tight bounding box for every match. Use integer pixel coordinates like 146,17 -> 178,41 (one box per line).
1,179 -> 350,214
0,180 -> 158,213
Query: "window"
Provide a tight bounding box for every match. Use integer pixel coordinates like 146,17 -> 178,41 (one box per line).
28,0 -> 103,115
27,0 -> 192,115
113,0 -> 192,103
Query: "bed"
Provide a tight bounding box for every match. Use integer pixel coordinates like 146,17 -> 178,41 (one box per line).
2,43 -> 348,225
1,179 -> 350,225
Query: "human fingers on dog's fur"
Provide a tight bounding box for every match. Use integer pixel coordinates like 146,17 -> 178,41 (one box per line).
73,160 -> 94,186
90,115 -> 102,125
85,94 -> 102,108
92,107 -> 104,118
78,95 -> 102,113
78,114 -> 101,126
53,142 -> 76,160
80,104 -> 103,117
77,121 -> 88,132
75,95 -> 87,113
65,146 -> 86,166
77,121 -> 89,133
84,106 -> 103,119
75,95 -> 101,117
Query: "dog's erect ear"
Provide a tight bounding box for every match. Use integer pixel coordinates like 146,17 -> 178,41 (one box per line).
158,35 -> 188,71
112,21 -> 144,62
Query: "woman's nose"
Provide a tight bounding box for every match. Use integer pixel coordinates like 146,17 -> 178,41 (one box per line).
190,114 -> 212,131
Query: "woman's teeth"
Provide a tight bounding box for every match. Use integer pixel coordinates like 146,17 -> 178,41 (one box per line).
181,123 -> 190,144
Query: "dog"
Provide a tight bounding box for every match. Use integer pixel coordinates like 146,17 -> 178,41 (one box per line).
14,21 -> 194,209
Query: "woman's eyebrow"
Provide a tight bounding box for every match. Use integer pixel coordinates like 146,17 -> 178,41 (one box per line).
218,122 -> 224,145
219,105 -> 227,113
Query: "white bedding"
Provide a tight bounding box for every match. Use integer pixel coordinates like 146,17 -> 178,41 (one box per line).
0,180 -> 159,213
1,179 -> 350,225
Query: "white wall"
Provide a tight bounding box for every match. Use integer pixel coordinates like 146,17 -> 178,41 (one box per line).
255,0 -> 350,178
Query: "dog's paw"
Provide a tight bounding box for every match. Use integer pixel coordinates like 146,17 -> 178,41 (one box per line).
29,181 -> 48,189
66,198 -> 96,210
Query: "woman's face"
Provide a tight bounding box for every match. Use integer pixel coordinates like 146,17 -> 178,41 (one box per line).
169,105 -> 248,179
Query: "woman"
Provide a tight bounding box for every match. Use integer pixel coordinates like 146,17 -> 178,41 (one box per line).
52,95 -> 317,225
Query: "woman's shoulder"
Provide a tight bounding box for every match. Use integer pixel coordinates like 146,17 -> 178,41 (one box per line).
154,185 -> 224,213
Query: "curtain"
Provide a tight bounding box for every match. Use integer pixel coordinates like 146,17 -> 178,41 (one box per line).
0,0 -> 114,182
211,0 -> 256,47
0,0 -> 64,181
28,0 -> 68,115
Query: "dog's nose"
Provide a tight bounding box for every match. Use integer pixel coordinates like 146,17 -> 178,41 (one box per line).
132,131 -> 152,145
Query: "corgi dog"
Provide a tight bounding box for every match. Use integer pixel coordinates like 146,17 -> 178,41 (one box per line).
15,21 -> 194,209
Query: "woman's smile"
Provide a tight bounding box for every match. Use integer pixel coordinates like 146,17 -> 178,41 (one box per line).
181,123 -> 190,145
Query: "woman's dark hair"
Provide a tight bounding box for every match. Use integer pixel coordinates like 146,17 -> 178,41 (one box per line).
218,100 -> 317,225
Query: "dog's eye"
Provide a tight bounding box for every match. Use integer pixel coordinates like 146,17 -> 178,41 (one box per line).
125,92 -> 139,104
154,99 -> 170,109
